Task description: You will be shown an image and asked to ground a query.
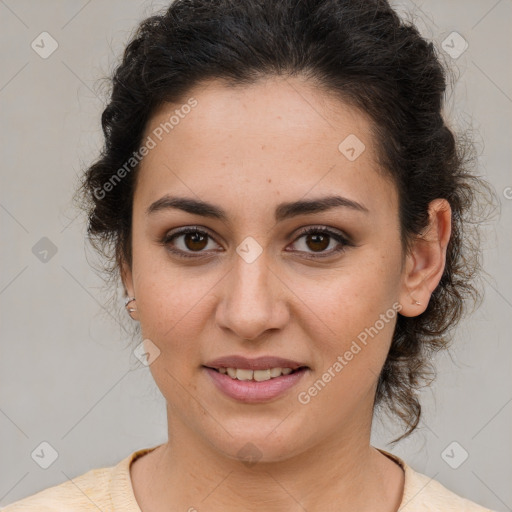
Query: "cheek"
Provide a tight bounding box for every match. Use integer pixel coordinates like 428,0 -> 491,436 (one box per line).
137,279 -> 213,350
130,244 -> 218,357
300,248 -> 401,375
133,271 -> 213,402
299,293 -> 399,415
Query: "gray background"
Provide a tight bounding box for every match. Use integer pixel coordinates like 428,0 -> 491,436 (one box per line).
1,0 -> 511,509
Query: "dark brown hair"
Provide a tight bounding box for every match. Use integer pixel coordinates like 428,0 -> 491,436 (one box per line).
75,0 -> 497,441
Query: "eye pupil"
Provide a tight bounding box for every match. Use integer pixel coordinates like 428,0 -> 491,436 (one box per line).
306,233 -> 329,252
185,231 -> 208,251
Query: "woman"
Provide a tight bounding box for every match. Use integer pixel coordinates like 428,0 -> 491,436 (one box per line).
4,0 -> 498,510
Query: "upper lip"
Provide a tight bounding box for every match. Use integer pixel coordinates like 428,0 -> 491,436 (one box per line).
203,355 -> 308,371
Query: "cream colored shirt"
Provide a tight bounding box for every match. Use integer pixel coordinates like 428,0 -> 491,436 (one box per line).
2,444 -> 495,511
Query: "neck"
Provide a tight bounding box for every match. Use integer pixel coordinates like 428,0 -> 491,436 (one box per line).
137,406 -> 404,512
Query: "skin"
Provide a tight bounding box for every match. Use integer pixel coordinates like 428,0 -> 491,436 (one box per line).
122,76 -> 452,512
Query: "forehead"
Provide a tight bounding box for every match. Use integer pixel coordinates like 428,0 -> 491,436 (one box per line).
134,77 -> 398,220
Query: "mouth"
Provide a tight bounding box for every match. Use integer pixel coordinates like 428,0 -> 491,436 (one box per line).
201,355 -> 310,402
202,364 -> 309,403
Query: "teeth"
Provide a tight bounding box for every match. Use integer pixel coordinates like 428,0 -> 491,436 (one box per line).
253,369 -> 270,381
269,367 -> 282,378
217,367 -> 298,381
236,369 -> 253,381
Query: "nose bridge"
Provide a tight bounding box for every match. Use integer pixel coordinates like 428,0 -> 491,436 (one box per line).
217,246 -> 286,340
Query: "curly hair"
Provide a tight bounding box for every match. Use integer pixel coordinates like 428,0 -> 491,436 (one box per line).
75,0 -> 497,441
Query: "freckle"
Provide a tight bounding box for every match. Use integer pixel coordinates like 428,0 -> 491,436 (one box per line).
267,178 -> 272,183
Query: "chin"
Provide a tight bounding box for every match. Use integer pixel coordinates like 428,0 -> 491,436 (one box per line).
203,419 -> 315,465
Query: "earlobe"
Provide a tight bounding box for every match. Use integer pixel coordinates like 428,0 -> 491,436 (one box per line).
398,199 -> 452,317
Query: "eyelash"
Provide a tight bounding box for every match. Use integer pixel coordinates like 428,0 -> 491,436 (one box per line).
160,225 -> 353,260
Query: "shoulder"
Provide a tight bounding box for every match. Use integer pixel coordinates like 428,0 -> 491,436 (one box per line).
0,467 -> 113,512
402,467 -> 495,511
1,445 -> 160,512
377,448 -> 496,512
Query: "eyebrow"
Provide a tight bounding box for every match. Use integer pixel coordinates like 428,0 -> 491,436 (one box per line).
146,194 -> 369,222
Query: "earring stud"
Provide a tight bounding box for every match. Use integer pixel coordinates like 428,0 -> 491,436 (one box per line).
125,297 -> 136,313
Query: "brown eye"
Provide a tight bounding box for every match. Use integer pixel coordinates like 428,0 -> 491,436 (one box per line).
183,231 -> 208,251
288,226 -> 352,258
304,232 -> 330,252
162,227 -> 222,258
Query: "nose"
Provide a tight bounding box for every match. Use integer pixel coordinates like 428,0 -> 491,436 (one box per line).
215,250 -> 289,341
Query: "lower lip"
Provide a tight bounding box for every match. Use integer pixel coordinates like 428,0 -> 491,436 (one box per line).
203,367 -> 308,403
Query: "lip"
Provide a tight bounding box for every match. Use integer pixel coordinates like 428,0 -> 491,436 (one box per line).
203,355 -> 308,371
203,366 -> 309,403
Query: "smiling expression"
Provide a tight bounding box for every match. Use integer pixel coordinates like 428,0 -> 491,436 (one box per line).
122,76 -> 412,461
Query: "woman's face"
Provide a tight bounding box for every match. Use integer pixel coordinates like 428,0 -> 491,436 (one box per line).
124,77 -> 414,462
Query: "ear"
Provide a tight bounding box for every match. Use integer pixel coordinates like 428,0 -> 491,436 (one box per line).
120,258 -> 134,295
398,198 -> 452,317
120,259 -> 139,321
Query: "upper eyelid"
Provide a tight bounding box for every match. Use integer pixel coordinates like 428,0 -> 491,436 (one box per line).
165,226 -> 221,244
165,224 -> 346,239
